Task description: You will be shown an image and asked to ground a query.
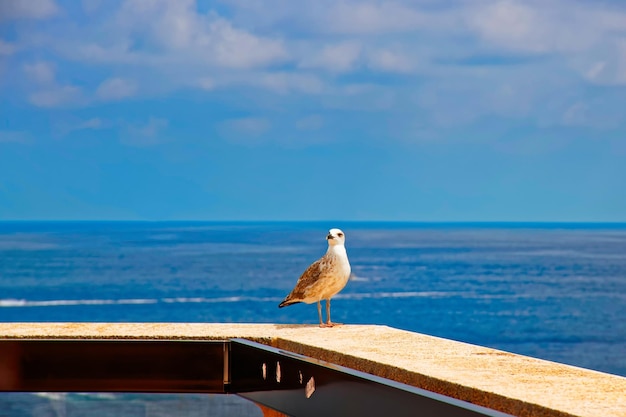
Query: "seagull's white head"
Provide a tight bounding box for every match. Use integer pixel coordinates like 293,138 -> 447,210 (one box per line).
326,228 -> 346,246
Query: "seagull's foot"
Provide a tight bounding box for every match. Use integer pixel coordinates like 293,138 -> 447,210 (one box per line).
320,321 -> 343,328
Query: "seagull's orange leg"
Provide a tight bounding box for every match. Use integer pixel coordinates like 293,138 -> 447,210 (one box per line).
325,299 -> 342,327
319,300 -> 334,328
317,301 -> 327,327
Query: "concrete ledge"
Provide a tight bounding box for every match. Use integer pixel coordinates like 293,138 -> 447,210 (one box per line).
0,323 -> 624,417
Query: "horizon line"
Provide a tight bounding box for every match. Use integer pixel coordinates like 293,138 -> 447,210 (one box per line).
1,220 -> 626,225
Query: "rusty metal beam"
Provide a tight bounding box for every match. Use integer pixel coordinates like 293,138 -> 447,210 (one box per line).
0,339 -> 226,393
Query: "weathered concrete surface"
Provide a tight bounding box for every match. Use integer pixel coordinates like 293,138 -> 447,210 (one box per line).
0,323 -> 624,417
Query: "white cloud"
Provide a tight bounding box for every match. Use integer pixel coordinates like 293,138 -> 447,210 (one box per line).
123,117 -> 169,146
76,118 -> 103,130
132,117 -> 168,137
21,61 -> 83,107
4,0 -> 626,133
72,117 -> 104,132
23,61 -> 56,84
21,0 -> 290,103
317,1 -> 430,34
328,83 -> 398,111
96,77 -> 137,100
299,42 -> 361,73
585,62 -> 607,81
198,70 -> 324,94
560,97 -> 626,129
467,1 -> 544,52
54,117 -> 106,136
0,40 -> 16,55
466,0 -> 626,54
70,42 -> 139,65
561,102 -> 587,127
413,65 -> 561,127
223,0 -> 458,35
115,0 -> 199,49
221,117 -> 270,136
196,77 -> 215,90
254,72 -> 325,94
296,115 -> 324,130
581,40 -> 626,86
0,0 -> 58,20
81,0 -> 103,15
29,85 -> 83,108
209,19 -> 287,69
367,49 -> 413,73
108,0 -> 287,69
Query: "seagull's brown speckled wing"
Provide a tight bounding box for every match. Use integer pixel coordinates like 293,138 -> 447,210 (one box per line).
287,257 -> 325,300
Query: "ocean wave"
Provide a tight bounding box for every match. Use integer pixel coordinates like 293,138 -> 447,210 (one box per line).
161,296 -> 281,304
33,392 -> 66,400
0,298 -> 159,307
0,292 -> 458,308
7,290 -> 618,308
0,296 -> 284,307
34,392 -> 118,401
334,291 -> 454,299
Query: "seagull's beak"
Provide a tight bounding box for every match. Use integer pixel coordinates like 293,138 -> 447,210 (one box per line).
326,234 -> 334,240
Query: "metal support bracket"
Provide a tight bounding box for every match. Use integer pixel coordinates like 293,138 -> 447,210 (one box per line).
229,339 -> 512,417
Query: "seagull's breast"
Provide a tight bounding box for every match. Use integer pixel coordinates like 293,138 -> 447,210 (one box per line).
311,246 -> 351,300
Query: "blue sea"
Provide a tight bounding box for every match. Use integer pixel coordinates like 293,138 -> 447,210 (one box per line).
1,221 -> 625,415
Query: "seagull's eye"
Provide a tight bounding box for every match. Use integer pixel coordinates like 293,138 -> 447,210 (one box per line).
338,233 -> 343,237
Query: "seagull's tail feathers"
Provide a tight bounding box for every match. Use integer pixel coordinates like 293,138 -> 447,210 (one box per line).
278,297 -> 301,308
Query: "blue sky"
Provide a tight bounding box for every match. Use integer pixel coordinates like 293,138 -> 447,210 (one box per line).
1,0 -> 625,221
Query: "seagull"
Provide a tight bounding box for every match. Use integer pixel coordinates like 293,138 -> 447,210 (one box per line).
279,228 -> 351,328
